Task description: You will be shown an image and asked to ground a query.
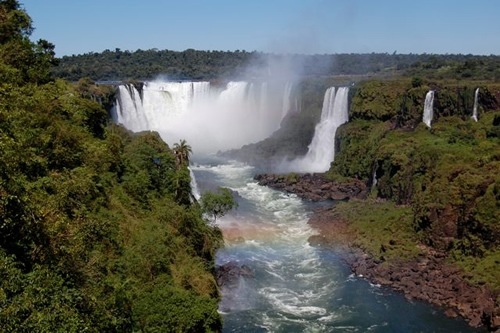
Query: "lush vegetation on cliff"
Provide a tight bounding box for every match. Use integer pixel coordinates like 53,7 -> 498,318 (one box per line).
0,2 -> 223,331
328,78 -> 500,292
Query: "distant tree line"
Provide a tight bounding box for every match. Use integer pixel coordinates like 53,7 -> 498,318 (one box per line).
53,48 -> 500,82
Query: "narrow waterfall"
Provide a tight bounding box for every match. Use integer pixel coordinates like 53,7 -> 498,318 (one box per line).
472,88 -> 479,122
188,167 -> 201,201
287,87 -> 349,173
423,90 -> 435,128
281,82 -> 294,121
112,80 -> 294,154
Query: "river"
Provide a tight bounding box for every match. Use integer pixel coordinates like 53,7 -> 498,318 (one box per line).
191,156 -> 484,333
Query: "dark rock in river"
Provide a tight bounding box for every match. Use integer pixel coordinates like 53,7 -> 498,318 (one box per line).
215,261 -> 255,289
254,173 -> 367,201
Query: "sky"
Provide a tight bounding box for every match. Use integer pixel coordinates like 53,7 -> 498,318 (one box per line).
21,0 -> 500,57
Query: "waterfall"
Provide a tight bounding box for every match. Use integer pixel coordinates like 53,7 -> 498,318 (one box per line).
281,82 -> 294,121
112,79 -> 294,154
111,84 -> 149,132
287,87 -> 349,173
472,88 -> 479,122
423,90 -> 434,128
188,167 -> 201,201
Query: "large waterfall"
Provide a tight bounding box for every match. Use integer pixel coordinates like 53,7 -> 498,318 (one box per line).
287,87 -> 349,173
112,80 -> 296,154
472,88 -> 479,122
422,90 -> 435,128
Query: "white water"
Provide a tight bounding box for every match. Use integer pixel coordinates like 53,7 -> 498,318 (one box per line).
287,87 -> 349,173
191,158 -> 480,332
423,90 -> 435,128
188,166 -> 201,201
281,82 -> 294,121
192,160 -> 342,330
111,80 -> 295,154
472,88 -> 479,122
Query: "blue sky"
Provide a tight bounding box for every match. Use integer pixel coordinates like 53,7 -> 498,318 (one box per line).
21,0 -> 500,57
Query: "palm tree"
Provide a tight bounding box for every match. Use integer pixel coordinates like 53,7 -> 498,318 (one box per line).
173,139 -> 192,169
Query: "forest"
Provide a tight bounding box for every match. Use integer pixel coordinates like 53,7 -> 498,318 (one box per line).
0,1 -> 228,331
54,47 -> 500,82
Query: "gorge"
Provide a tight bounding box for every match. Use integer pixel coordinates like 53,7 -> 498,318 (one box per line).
3,2 -> 499,331
112,78 -> 498,331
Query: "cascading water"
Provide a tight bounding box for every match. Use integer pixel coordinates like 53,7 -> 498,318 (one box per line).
112,79 -> 294,154
112,84 -> 149,132
287,87 -> 349,173
281,82 -> 294,121
188,167 -> 201,201
423,90 -> 435,128
111,81 -> 210,132
472,88 -> 479,122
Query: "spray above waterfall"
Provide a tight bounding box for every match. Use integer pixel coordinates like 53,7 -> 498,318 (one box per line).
423,90 -> 435,128
285,87 -> 349,173
112,79 -> 297,154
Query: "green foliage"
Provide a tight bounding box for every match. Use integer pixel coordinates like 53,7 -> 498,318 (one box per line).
173,139 -> 192,168
53,48 -> 500,82
0,0 -> 33,43
0,3 -> 223,330
350,79 -> 412,121
132,279 -> 221,333
200,187 -> 237,223
329,120 -> 391,181
411,76 -> 423,88
451,250 -> 500,293
328,78 -> 500,291
0,0 -> 56,84
334,200 -> 421,261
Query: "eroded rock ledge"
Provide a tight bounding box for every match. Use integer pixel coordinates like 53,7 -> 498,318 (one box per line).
254,173 -> 368,201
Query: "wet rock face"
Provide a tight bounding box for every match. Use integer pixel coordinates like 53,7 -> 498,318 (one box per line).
215,261 -> 255,288
254,173 -> 367,201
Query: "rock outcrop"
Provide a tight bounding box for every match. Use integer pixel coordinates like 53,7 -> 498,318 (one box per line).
254,173 -> 368,201
215,261 -> 255,289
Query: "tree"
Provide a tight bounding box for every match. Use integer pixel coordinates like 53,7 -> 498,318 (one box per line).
0,0 -> 33,43
200,187 -> 237,223
173,139 -> 192,169
0,0 -> 56,84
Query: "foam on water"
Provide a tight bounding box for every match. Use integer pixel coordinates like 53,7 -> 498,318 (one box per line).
193,160 -> 349,330
192,159 -> 481,333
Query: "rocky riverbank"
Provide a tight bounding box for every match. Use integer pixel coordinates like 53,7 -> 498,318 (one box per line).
308,207 -> 499,331
254,173 -> 499,331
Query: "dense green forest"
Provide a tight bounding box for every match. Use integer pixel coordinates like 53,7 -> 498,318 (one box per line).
54,47 -> 500,82
0,1 -> 226,331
